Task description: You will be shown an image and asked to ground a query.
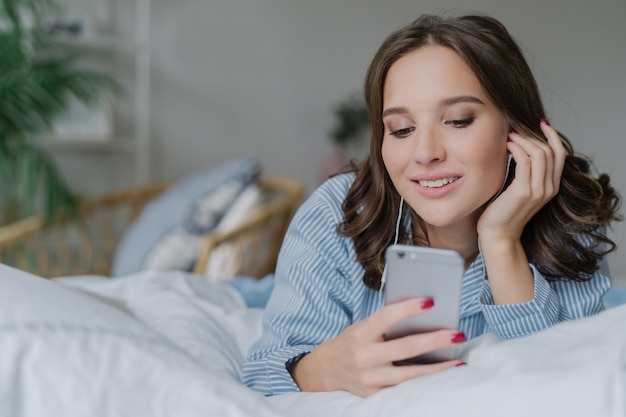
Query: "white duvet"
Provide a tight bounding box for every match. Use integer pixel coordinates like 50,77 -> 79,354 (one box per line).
0,264 -> 625,417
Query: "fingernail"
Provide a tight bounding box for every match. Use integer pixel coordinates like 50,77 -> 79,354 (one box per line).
419,298 -> 434,309
540,118 -> 551,126
455,361 -> 467,367
509,128 -> 518,134
450,332 -> 466,343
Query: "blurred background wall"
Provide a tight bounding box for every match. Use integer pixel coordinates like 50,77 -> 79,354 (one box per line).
56,0 -> 626,280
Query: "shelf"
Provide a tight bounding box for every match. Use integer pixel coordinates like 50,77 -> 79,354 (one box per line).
47,34 -> 148,54
38,0 -> 152,188
38,138 -> 137,154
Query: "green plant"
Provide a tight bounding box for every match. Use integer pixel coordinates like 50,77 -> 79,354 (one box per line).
328,93 -> 369,148
0,0 -> 118,225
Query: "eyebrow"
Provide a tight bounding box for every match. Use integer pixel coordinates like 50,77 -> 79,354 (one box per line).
441,95 -> 485,106
381,107 -> 410,119
381,95 -> 486,119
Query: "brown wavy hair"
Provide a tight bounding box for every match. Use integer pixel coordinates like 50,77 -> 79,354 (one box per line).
338,14 -> 622,290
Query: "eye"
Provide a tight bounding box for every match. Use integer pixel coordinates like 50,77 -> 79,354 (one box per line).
445,117 -> 475,128
389,127 -> 415,138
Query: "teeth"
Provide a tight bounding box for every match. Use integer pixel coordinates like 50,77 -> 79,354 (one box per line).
418,177 -> 459,188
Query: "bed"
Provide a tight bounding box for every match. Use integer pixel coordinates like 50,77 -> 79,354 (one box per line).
1,265 -> 625,417
0,159 -> 625,417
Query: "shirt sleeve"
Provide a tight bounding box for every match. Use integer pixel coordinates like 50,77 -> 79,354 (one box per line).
241,189 -> 356,396
478,255 -> 611,339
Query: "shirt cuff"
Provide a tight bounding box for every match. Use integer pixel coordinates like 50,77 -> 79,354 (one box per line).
242,345 -> 315,396
479,264 -> 560,339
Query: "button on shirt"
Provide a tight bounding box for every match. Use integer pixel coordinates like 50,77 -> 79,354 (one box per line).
241,173 -> 611,396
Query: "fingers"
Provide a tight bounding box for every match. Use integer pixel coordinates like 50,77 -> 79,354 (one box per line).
507,119 -> 565,204
539,119 -> 567,188
335,301 -> 466,397
348,328 -> 465,397
366,359 -> 465,391
358,297 -> 434,341
373,328 -> 466,364
334,297 -> 435,380
352,329 -> 465,394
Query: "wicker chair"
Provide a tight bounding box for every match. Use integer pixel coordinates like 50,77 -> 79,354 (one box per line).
0,176 -> 305,279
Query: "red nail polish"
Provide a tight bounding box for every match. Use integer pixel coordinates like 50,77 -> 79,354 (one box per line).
419,298 -> 434,309
540,118 -> 551,126
450,332 -> 466,343
509,128 -> 518,134
455,361 -> 467,367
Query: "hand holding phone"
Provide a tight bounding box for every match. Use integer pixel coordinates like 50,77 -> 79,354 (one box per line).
383,244 -> 465,364
291,295 -> 466,397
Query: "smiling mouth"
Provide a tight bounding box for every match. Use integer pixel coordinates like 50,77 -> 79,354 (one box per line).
417,177 -> 460,188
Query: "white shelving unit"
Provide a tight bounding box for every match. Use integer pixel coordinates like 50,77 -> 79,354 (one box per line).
41,0 -> 152,192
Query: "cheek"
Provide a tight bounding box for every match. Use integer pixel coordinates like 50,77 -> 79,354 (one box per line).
381,140 -> 395,170
458,134 -> 508,188
476,148 -> 509,192
472,125 -> 509,164
381,139 -> 405,172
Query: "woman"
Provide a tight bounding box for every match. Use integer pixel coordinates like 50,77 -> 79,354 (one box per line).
241,14 -> 622,397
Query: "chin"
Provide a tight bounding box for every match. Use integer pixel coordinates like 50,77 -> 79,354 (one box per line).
416,212 -> 460,228
412,197 -> 488,229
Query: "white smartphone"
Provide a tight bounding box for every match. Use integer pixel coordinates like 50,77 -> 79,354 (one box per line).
383,244 -> 465,364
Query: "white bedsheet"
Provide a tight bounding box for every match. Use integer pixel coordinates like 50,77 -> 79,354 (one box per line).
1,265 -> 625,417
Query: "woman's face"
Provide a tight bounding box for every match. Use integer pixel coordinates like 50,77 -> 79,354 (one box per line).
381,45 -> 509,230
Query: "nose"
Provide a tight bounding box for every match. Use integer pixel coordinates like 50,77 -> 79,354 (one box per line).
412,124 -> 445,165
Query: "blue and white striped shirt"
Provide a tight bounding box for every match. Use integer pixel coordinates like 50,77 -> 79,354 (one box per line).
241,173 -> 611,396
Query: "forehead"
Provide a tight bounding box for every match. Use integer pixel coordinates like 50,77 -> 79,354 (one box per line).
383,45 -> 487,106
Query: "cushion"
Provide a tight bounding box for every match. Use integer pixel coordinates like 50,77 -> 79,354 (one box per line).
111,156 -> 261,276
203,183 -> 263,281
604,286 -> 626,308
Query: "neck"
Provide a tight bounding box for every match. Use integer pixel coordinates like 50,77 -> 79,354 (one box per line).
425,222 -> 479,270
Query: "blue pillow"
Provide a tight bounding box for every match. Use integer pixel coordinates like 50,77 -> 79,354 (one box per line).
604,286 -> 626,308
227,274 -> 275,309
111,157 -> 261,276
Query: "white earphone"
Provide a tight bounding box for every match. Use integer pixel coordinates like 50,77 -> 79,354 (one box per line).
380,196 -> 404,292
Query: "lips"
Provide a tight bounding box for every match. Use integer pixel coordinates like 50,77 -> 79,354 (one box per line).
417,177 -> 460,188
